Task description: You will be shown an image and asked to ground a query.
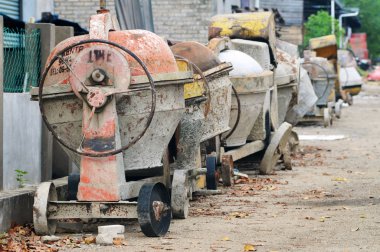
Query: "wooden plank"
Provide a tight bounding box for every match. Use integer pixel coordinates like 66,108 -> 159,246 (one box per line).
223,140 -> 265,161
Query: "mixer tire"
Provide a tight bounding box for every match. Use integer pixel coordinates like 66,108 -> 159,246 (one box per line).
137,182 -> 171,237
68,173 -> 80,200
335,100 -> 343,119
323,108 -> 330,127
283,130 -> 299,170
347,93 -> 353,106
33,182 -> 58,235
260,122 -> 292,175
171,170 -> 190,219
283,144 -> 292,170
206,156 -> 218,190
288,130 -> 300,154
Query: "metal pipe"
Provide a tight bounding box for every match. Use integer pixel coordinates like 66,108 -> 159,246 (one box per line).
339,10 -> 359,48
331,0 -> 335,34
100,0 -> 106,9
343,27 -> 352,49
255,0 -> 260,9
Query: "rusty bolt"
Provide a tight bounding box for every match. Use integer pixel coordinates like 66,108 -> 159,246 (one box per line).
91,69 -> 106,83
152,201 -> 170,221
87,88 -> 107,108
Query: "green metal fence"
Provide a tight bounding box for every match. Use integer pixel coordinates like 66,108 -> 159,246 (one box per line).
3,27 -> 41,93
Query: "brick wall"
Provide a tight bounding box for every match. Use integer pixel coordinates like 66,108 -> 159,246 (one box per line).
151,0 -> 215,43
53,0 -> 116,30
53,0 -> 216,43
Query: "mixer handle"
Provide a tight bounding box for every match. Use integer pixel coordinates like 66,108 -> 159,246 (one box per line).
301,61 -> 331,100
221,85 -> 241,141
39,39 -> 156,157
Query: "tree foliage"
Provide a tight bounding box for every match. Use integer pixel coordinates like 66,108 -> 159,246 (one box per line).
303,11 -> 344,48
342,0 -> 380,59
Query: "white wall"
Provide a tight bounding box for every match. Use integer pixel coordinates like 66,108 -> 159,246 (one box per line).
22,0 -> 54,22
3,93 -> 42,190
216,0 -> 241,14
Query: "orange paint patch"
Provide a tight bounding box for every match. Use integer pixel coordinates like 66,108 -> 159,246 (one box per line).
77,185 -> 120,201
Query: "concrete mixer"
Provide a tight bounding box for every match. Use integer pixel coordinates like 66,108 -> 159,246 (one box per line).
31,9 -> 193,237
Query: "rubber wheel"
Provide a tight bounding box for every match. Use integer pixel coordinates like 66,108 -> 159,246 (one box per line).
323,108 -> 330,127
347,93 -> 353,106
334,100 -> 343,119
283,143 -> 292,170
288,130 -> 300,154
264,110 -> 271,147
33,182 -> 58,235
171,170 -> 190,219
68,173 -> 80,200
260,122 -> 293,175
283,130 -> 299,170
137,182 -> 171,237
206,156 -> 217,190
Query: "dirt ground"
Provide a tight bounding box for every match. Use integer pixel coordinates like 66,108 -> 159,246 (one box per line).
58,83 -> 379,252
5,83 -> 380,251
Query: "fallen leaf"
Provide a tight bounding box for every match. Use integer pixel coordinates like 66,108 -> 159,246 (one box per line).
161,240 -> 172,245
228,212 -> 249,218
244,244 -> 256,251
113,237 -> 125,246
222,236 -> 230,241
268,186 -> 277,191
240,185 -> 252,191
151,245 -> 164,249
84,236 -> 96,245
18,230 -> 26,236
332,177 -> 348,182
0,233 -> 8,239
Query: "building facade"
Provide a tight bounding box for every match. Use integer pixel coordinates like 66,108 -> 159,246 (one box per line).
53,0 -> 116,30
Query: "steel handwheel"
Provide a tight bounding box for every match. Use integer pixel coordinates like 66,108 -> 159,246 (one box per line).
33,182 -> 58,235
171,170 -> 190,219
39,39 -> 156,157
259,122 -> 293,175
137,182 -> 171,237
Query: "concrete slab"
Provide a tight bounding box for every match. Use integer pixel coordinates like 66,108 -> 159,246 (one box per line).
98,225 -> 125,235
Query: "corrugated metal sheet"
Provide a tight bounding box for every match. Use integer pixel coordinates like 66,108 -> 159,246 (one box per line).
0,0 -> 20,20
260,0 -> 304,25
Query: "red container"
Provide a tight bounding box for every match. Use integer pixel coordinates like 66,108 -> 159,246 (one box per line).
351,33 -> 367,41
